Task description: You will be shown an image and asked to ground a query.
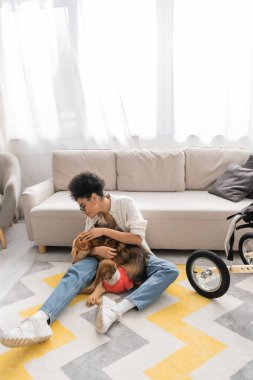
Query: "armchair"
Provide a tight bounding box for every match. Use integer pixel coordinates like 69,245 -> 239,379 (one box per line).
0,152 -> 21,248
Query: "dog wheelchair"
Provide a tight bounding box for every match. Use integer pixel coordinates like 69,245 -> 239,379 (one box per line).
186,203 -> 253,298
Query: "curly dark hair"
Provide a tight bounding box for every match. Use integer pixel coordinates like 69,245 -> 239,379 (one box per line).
68,172 -> 105,201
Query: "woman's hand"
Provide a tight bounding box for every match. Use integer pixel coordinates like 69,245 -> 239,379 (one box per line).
82,228 -> 106,241
92,246 -> 117,259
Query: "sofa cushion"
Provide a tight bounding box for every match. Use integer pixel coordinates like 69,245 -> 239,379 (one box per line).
117,149 -> 185,191
53,150 -> 117,191
185,147 -> 251,190
30,190 -> 253,248
208,163 -> 253,202
123,190 -> 253,250
32,190 -> 251,220
114,190 -> 253,220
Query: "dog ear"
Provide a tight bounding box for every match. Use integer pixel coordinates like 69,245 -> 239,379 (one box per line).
76,239 -> 84,250
99,262 -> 115,279
99,260 -> 109,271
71,248 -> 78,264
75,235 -> 89,251
71,238 -> 77,258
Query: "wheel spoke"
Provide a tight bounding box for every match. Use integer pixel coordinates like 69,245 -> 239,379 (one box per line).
242,239 -> 253,264
191,258 -> 221,292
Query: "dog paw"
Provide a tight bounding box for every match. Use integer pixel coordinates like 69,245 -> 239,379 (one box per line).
95,298 -> 102,305
86,296 -> 97,307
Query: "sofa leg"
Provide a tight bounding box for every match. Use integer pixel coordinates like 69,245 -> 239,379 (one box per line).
0,228 -> 7,249
38,245 -> 46,254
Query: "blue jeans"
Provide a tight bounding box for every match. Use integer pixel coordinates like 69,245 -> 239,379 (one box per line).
40,255 -> 179,324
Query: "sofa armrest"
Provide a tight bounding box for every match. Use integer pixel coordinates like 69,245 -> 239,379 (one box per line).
21,179 -> 55,241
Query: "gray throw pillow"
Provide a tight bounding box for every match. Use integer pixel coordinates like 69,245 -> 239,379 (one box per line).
208,163 -> 253,202
242,155 -> 253,198
242,155 -> 253,169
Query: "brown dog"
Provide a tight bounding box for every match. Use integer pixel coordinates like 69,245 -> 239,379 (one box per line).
71,231 -> 124,263
71,227 -> 148,306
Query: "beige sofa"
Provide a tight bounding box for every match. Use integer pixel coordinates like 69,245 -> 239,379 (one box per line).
22,147 -> 253,253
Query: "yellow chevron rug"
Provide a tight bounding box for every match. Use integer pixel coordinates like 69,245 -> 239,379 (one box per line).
0,260 -> 252,380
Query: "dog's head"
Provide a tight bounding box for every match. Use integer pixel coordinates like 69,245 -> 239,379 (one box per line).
71,222 -> 122,264
71,232 -> 90,263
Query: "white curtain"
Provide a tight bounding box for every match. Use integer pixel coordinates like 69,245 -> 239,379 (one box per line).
1,0 -> 253,150
0,0 -> 62,142
173,0 -> 253,144
0,0 -> 157,147
76,0 -> 157,142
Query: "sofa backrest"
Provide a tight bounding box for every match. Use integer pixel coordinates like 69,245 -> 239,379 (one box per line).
52,147 -> 252,193
53,150 -> 117,191
185,147 -> 251,190
117,149 -> 185,191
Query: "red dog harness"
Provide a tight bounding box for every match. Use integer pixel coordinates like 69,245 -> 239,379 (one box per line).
102,266 -> 134,293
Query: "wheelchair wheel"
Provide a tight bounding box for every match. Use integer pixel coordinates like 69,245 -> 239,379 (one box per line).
186,250 -> 230,298
238,232 -> 253,265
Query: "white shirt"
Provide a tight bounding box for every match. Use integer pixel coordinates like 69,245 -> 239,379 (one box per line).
84,193 -> 153,254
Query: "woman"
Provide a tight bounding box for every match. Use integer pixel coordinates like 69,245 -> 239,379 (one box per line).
0,172 -> 179,348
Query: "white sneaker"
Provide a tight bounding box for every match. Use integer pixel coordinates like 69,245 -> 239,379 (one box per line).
0,317 -> 53,348
96,296 -> 121,334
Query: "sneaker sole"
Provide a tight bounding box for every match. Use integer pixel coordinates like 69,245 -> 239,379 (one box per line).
96,299 -> 105,334
1,335 -> 51,348
95,298 -> 120,334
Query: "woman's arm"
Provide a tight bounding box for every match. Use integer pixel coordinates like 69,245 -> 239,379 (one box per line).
81,227 -> 142,245
103,228 -> 142,245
